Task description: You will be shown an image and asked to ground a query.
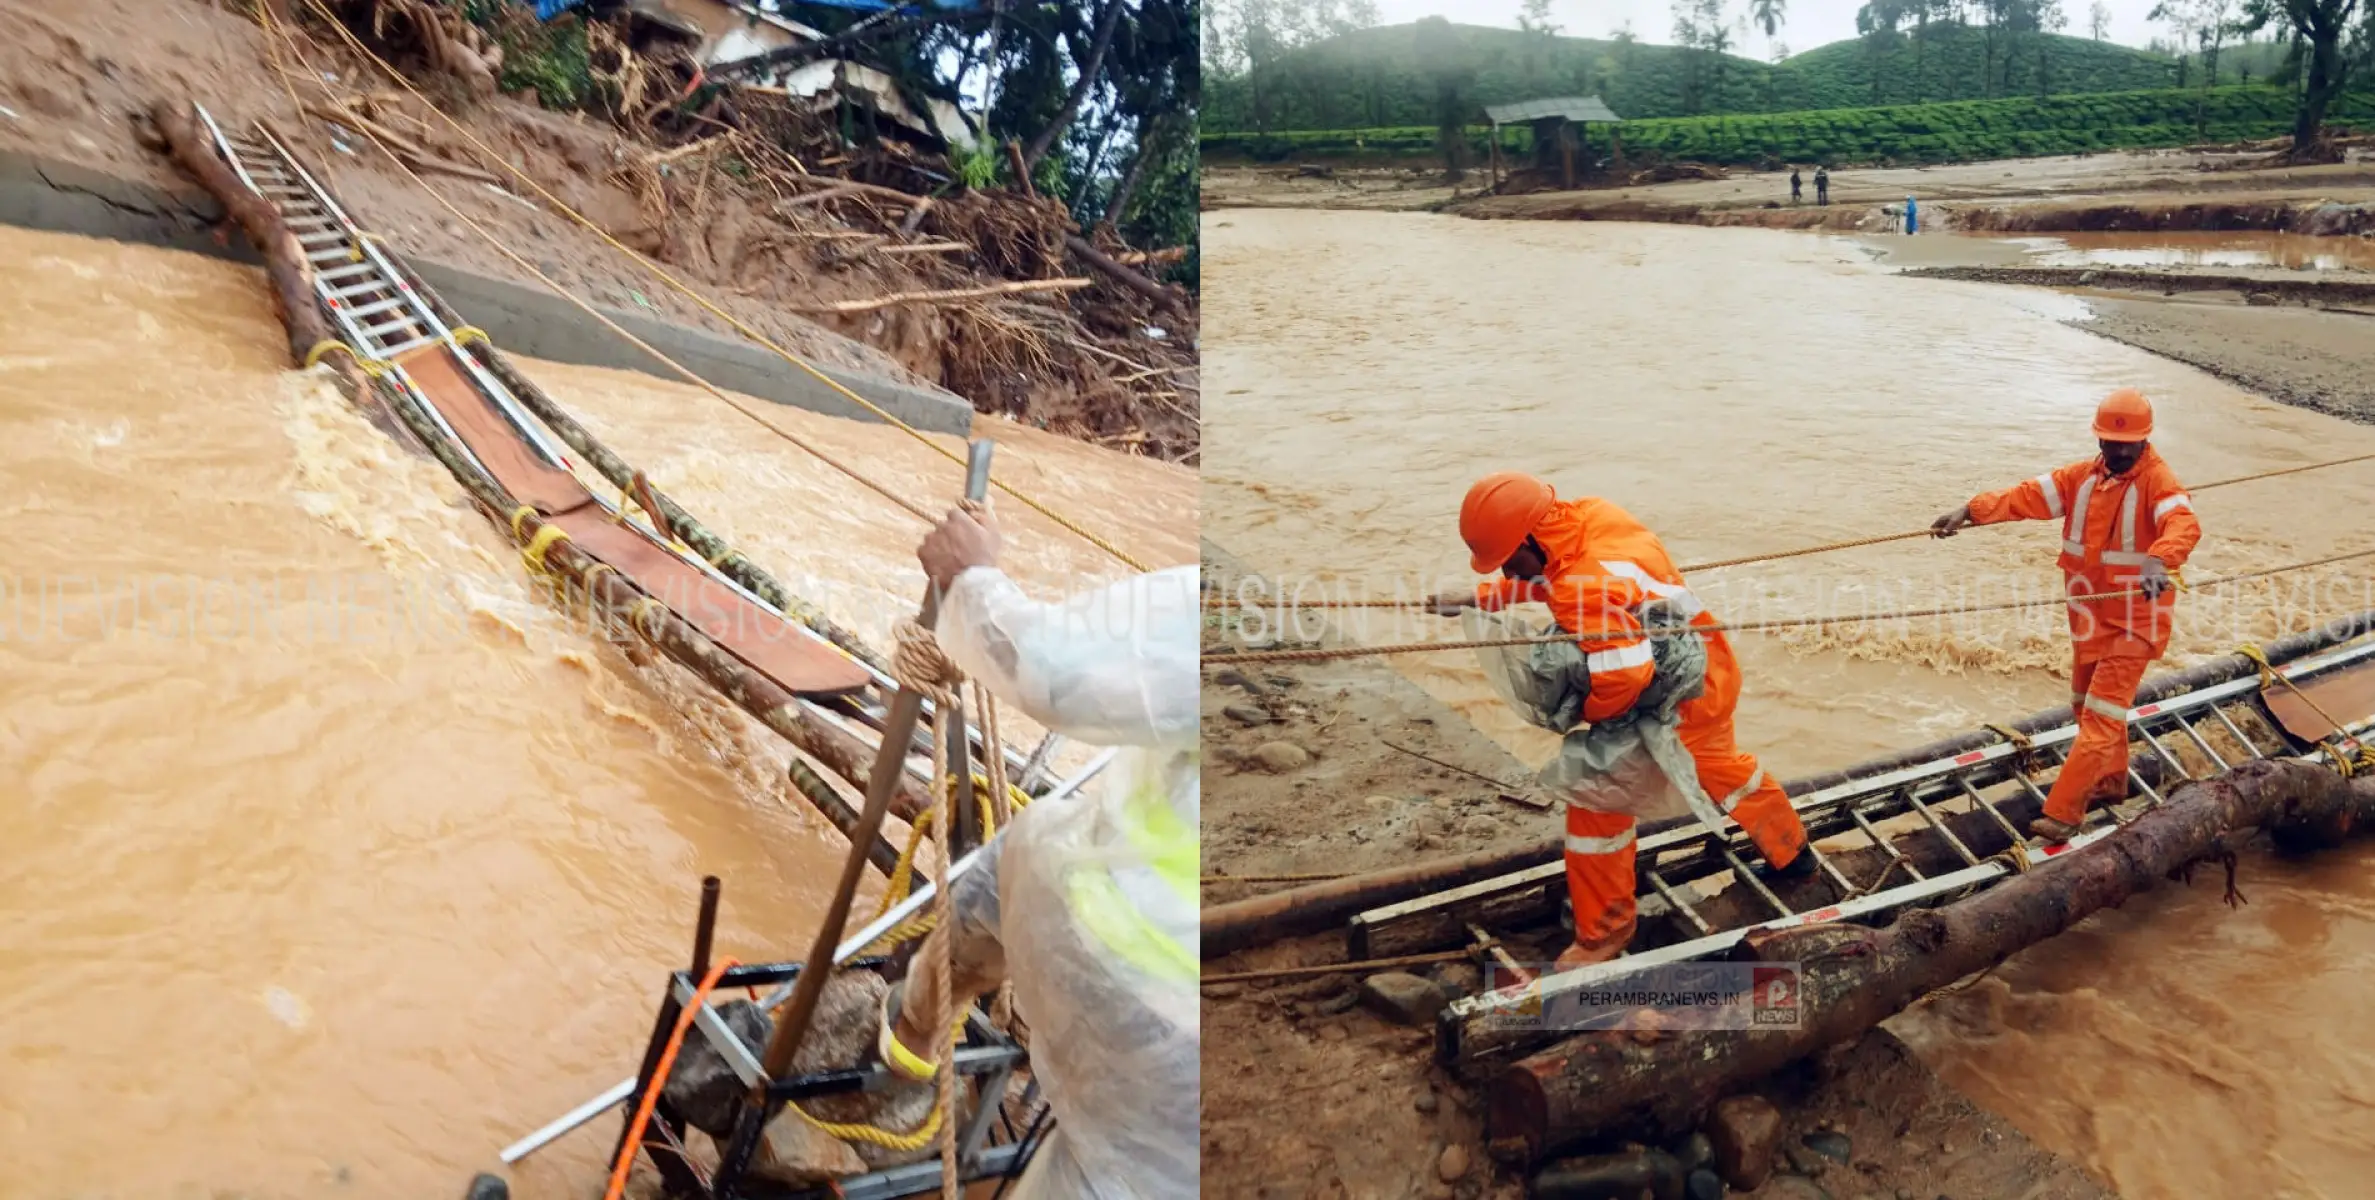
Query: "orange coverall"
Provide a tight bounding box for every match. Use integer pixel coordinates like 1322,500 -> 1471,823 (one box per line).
1476,496 -> 1809,954
1965,446 -> 2202,823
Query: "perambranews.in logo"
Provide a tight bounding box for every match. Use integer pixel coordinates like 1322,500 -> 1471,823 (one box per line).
1471,961 -> 1805,1033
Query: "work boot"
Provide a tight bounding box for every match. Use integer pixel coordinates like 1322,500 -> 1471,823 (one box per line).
1757,845 -> 1818,884
1553,914 -> 1637,973
1554,937 -> 1625,973
2028,815 -> 2083,844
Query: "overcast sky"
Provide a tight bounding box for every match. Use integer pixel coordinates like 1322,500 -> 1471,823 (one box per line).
1358,0 -> 2187,60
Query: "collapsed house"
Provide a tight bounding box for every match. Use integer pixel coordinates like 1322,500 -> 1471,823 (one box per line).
538,0 -> 979,152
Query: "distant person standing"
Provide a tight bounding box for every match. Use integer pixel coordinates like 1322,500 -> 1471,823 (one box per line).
1906,195 -> 1919,234
1814,166 -> 1830,205
1790,169 -> 1803,204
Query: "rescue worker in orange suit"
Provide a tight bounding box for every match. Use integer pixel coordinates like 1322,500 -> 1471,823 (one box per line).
1432,474 -> 1812,972
1930,388 -> 2202,843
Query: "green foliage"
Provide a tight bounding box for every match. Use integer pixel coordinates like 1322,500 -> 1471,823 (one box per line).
958,143 -> 999,190
1200,84 -> 2375,166
1783,23 -> 2178,106
1204,20 -> 2188,130
494,16 -> 592,110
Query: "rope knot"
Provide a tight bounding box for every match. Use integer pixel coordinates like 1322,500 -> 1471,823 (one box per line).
893,619 -> 963,703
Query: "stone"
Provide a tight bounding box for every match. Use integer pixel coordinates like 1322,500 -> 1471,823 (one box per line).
1223,703 -> 1271,726
463,1175 -> 508,1200
2077,270 -> 2100,286
1252,741 -> 1310,772
1414,1091 -> 1440,1114
1315,988 -> 1360,1015
1708,1094 -> 1785,1191
1437,1143 -> 1472,1183
1203,982 -> 1245,1000
753,1103 -> 870,1183
16,82 -> 78,118
1361,972 -> 1450,1026
1318,1022 -> 1349,1042
1531,1149 -> 1684,1199
2246,291 -> 2281,306
1687,1168 -> 1724,1200
1675,1132 -> 1715,1174
1783,1142 -> 1828,1176
1429,962 -> 1482,1001
1461,815 -> 1502,842
1804,1130 -> 1854,1164
1898,1190 -> 1919,1200
659,973 -> 935,1178
1761,1180 -> 1836,1200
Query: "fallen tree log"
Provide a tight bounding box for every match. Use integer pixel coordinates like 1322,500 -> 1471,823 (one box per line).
1205,608 -> 2375,958
1114,246 -> 1190,268
151,100 -> 330,364
782,278 -> 1093,314
1065,234 -> 1190,321
1487,758 -> 2375,1163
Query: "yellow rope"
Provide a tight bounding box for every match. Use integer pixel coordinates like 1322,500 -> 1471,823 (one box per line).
1204,544 -> 2375,667
2242,640 -> 2360,747
290,0 -> 1147,573
520,524 -> 571,574
448,325 -> 491,347
787,1093 -> 946,1152
508,504 -> 538,539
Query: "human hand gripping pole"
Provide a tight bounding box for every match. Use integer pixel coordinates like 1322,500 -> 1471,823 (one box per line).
751,439 -> 996,1095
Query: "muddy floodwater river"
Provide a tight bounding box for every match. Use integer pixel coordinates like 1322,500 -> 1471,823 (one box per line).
1205,208 -> 2375,1198
0,225 -> 1193,1197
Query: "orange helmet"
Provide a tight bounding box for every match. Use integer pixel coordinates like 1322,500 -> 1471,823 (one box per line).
1460,472 -> 1556,574
2093,389 -> 2153,442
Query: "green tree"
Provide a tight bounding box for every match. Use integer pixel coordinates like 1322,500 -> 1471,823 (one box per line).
2236,0 -> 2373,154
1413,15 -> 1476,178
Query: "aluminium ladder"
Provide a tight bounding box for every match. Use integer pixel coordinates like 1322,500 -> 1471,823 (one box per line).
1422,635 -> 2375,1061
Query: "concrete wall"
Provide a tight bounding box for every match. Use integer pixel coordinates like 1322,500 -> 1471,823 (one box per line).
0,148 -> 975,435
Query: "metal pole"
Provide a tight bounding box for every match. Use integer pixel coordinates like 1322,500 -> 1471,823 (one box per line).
754,440 -> 995,1090
494,747 -> 1116,1168
690,876 -> 722,980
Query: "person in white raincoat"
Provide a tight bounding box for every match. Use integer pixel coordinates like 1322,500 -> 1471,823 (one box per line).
878,504 -> 1198,1199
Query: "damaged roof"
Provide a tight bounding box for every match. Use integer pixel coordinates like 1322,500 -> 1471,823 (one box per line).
1482,96 -> 1623,125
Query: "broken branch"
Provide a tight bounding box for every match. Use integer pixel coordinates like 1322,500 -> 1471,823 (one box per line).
783,278 -> 1093,314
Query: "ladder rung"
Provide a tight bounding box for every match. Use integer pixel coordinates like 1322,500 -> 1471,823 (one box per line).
287,214 -> 337,227
2135,723 -> 2195,781
306,247 -> 357,264
318,262 -> 376,284
1902,787 -> 1980,867
2210,705 -> 2270,759
1645,869 -> 1712,936
341,296 -> 410,321
1846,804 -> 1927,881
378,334 -> 437,359
358,319 -> 422,343
1718,844 -> 1793,920
330,278 -> 391,301
296,230 -> 348,246
2172,713 -> 2232,773
1955,775 -> 2030,846
1797,840 -> 1857,897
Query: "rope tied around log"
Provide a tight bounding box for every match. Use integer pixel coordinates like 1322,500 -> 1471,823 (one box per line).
893,621 -> 964,705
1985,722 -> 2039,775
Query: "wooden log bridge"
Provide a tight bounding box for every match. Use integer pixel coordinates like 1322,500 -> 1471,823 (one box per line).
152,102 -> 937,853
1487,758 -> 2375,1163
